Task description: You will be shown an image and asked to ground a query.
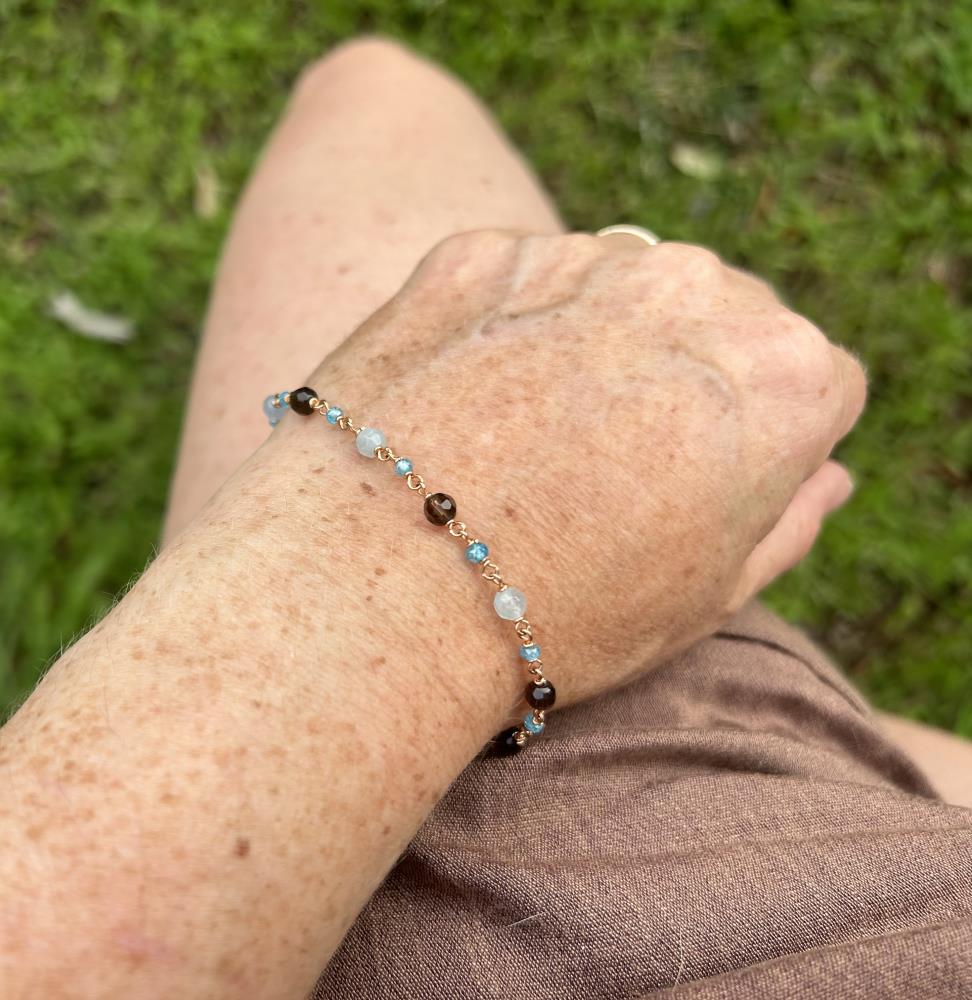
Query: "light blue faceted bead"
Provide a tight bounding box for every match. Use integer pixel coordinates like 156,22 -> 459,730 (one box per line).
493,586 -> 527,620
465,541 -> 489,564
356,426 -> 386,458
263,393 -> 288,426
523,712 -> 545,735
519,643 -> 542,662
395,457 -> 413,476
326,406 -> 343,425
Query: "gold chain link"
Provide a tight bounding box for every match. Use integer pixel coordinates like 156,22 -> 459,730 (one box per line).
296,393 -> 545,748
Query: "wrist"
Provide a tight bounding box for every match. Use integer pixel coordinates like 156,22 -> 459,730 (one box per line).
160,421 -> 520,758
0,394 -> 525,999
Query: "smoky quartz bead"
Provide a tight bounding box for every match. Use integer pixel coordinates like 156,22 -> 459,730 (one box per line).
491,727 -> 522,757
290,386 -> 318,415
526,680 -> 556,711
423,492 -> 457,525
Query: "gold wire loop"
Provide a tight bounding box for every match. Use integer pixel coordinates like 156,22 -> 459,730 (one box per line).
480,560 -> 505,588
448,521 -> 469,539
375,446 -> 397,462
515,619 -> 533,643
480,560 -> 501,579
405,472 -> 426,492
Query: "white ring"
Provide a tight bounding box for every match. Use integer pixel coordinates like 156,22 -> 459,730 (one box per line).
596,224 -> 661,246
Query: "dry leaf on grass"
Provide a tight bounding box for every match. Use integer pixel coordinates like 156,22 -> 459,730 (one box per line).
48,291 -> 134,344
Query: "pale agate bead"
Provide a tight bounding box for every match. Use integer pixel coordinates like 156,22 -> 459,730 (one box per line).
493,587 -> 527,620
356,426 -> 386,458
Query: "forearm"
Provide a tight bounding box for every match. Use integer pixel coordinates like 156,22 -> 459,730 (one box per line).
0,427 -> 516,999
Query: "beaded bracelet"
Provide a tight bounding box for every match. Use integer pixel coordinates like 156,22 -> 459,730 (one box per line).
262,386 -> 555,757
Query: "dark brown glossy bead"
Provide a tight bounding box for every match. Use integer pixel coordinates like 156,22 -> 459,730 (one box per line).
423,492 -> 457,525
290,386 -> 318,415
491,727 -> 522,757
526,680 -> 556,710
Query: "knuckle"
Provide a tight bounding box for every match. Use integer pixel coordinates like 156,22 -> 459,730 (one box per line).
758,311 -> 860,455
654,242 -> 724,277
529,230 -> 605,257
734,268 -> 780,302
835,344 -> 868,396
410,229 -> 519,293
429,228 -> 518,264
833,344 -> 868,432
772,311 -> 833,378
557,232 -> 603,255
538,232 -> 605,269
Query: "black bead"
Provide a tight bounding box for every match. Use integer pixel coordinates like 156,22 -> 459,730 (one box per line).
526,680 -> 556,710
491,727 -> 522,758
290,386 -> 318,415
423,492 -> 457,525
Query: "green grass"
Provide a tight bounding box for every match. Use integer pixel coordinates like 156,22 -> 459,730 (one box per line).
2,1 -> 969,730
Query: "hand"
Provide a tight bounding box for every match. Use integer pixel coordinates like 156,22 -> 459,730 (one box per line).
292,231 -> 866,705
0,232 -> 865,998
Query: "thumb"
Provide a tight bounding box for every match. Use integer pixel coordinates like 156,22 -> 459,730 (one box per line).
732,460 -> 854,604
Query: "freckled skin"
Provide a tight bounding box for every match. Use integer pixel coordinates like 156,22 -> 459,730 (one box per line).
0,478 -> 509,998
0,159 -> 863,1000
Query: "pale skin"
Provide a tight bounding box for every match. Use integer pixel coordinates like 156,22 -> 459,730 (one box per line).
1,37 -> 967,1000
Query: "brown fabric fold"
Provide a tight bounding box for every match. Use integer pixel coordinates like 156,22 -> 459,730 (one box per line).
311,604 -> 972,998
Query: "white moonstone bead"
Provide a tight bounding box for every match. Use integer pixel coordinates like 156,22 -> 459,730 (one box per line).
493,587 -> 527,621
356,426 -> 386,458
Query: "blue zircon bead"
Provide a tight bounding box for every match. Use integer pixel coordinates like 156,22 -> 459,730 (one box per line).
326,406 -> 343,425
519,643 -> 541,662
523,712 -> 545,735
465,541 -> 489,564
395,457 -> 413,476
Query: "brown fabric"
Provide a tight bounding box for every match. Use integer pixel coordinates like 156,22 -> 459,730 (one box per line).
311,604 -> 972,998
